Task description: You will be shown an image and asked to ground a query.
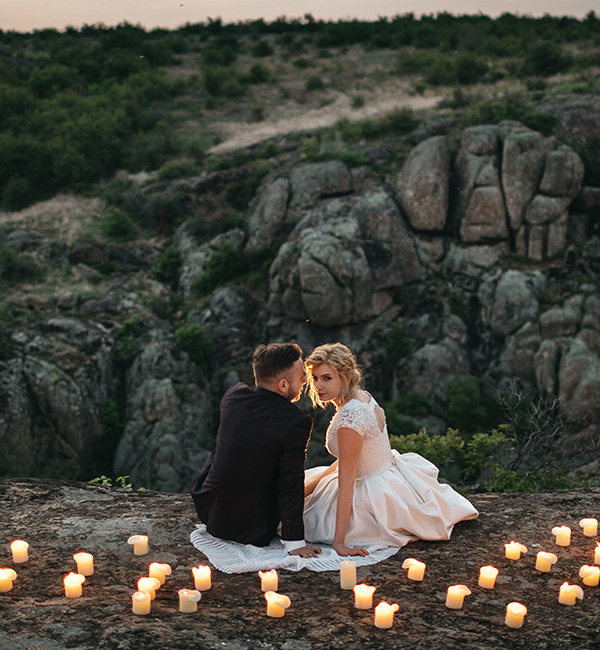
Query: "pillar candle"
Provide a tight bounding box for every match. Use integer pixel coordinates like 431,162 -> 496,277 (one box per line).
264,591 -> 291,618
353,583 -> 376,609
580,518 -> 598,537
178,589 -> 202,613
149,562 -> 172,585
558,582 -> 584,606
445,585 -> 471,609
137,577 -> 161,600
127,535 -> 149,556
478,565 -> 499,589
551,526 -> 571,547
504,541 -> 527,560
535,551 -> 558,572
340,560 -> 357,590
132,590 -> 151,615
505,602 -> 527,629
579,565 -> 600,587
258,569 -> 278,592
10,540 -> 29,563
402,558 -> 426,581
595,542 -> 600,565
192,565 -> 212,591
374,602 -> 399,629
73,552 -> 94,577
63,572 -> 86,598
0,568 -> 17,593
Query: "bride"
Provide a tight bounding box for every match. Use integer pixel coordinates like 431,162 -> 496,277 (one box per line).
303,343 -> 478,557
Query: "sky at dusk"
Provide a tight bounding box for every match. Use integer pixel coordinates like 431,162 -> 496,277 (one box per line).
3,0 -> 598,33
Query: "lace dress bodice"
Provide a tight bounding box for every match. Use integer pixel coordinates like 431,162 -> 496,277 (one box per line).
325,396 -> 394,478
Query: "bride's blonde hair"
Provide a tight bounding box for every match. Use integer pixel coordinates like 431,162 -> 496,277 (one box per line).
305,343 -> 363,408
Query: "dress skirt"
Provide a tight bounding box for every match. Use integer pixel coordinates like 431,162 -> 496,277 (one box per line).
303,450 -> 478,548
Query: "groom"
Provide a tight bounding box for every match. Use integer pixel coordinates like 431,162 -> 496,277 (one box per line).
190,342 -> 321,558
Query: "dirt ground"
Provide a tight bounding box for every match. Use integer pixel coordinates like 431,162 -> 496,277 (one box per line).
1,478 -> 599,650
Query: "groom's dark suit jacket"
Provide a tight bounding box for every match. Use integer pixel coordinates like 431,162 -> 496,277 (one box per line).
189,382 -> 312,546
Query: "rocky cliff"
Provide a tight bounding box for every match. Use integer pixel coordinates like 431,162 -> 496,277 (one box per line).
1,109 -> 600,491
0,478 -> 599,650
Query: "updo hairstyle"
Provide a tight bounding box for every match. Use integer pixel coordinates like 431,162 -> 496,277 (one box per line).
305,342 -> 363,408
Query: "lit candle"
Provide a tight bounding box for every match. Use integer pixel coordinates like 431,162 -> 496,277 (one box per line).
73,552 -> 94,577
558,582 -> 584,606
402,558 -> 426,581
340,560 -> 357,590
0,568 -> 17,593
178,589 -> 202,613
374,601 -> 399,629
132,590 -> 151,615
505,602 -> 527,629
264,591 -> 291,618
63,572 -> 86,598
478,565 -> 499,589
258,569 -> 278,592
551,526 -> 571,547
580,518 -> 598,537
127,535 -> 149,556
149,562 -> 172,585
191,565 -> 212,591
445,585 -> 471,609
353,583 -> 377,609
137,577 -> 161,600
579,565 -> 600,587
504,541 -> 528,560
535,551 -> 558,572
10,540 -> 29,563
595,542 -> 600,565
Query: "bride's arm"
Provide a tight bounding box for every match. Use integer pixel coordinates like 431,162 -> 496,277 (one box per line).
304,460 -> 339,497
333,427 -> 369,557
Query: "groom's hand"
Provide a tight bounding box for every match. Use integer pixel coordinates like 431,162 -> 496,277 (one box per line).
289,544 -> 322,558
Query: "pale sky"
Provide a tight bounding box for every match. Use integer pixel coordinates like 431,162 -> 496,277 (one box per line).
2,0 -> 597,32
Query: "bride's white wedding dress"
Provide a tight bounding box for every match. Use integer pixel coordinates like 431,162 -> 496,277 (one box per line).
303,395 -> 478,548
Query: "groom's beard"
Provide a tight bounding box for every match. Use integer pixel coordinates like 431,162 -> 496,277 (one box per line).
287,386 -> 304,403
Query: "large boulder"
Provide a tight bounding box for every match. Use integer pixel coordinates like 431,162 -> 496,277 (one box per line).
244,176 -> 290,256
289,160 -> 353,212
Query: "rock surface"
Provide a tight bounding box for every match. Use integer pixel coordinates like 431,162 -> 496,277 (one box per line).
1,479 -> 599,650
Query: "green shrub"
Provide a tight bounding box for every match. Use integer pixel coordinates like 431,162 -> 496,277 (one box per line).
1,177 -> 32,211
114,319 -> 143,366
102,206 -> 137,241
447,375 -> 499,435
193,240 -> 244,297
247,62 -> 271,84
0,246 -> 44,284
151,242 -> 181,287
305,75 -> 325,91
385,324 -> 412,357
253,40 -> 274,57
454,51 -> 488,85
390,427 -> 464,469
176,323 -> 213,369
524,41 -> 571,76
385,107 -> 417,134
156,159 -> 199,181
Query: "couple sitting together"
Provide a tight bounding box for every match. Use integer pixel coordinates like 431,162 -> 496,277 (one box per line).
190,342 -> 478,568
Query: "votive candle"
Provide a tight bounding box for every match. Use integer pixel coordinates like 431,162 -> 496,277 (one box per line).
10,540 -> 29,563
258,569 -> 278,592
137,576 -> 161,600
149,562 -> 172,585
132,590 -> 151,615
192,565 -> 212,591
127,535 -> 149,556
445,585 -> 471,609
580,518 -> 598,537
63,572 -> 86,598
402,558 -> 426,581
264,591 -> 291,618
505,602 -> 527,629
178,589 -> 201,613
552,526 -> 571,547
0,568 -> 17,592
595,542 -> 600,565
535,551 -> 558,572
478,565 -> 499,589
353,583 -> 376,609
504,541 -> 527,560
558,582 -> 584,606
579,565 -> 600,587
374,602 -> 399,629
73,552 -> 94,577
340,560 -> 357,590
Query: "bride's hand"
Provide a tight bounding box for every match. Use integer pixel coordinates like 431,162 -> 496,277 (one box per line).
333,542 -> 369,557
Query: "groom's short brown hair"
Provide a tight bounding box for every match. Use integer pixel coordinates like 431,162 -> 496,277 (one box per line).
253,343 -> 303,384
